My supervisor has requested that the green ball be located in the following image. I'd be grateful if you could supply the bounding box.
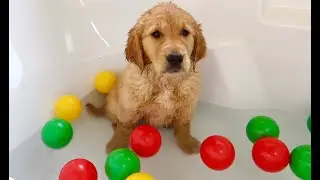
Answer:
[307,115,311,133]
[290,144,311,180]
[246,115,280,143]
[105,148,141,180]
[41,118,73,149]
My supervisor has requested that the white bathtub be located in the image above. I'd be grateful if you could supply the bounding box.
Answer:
[9,0,310,179]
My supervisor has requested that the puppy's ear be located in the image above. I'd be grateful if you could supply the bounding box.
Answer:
[192,24,207,62]
[125,26,145,70]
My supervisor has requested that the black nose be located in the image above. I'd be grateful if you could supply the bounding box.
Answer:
[167,53,183,65]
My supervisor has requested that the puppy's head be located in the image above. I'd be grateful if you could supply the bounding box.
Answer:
[125,2,206,74]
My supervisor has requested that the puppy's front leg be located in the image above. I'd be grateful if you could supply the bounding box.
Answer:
[106,122,135,154]
[174,120,200,154]
[106,111,140,154]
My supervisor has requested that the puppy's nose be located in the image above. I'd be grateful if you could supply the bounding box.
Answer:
[167,52,183,65]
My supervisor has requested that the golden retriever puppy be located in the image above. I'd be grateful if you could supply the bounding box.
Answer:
[86,2,207,154]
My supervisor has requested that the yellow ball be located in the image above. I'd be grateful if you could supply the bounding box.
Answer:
[126,172,155,180]
[54,95,82,122]
[94,71,117,94]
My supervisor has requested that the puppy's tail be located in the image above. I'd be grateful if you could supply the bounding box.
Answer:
[85,103,105,116]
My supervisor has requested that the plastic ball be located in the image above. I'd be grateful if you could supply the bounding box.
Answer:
[126,172,155,180]
[289,144,311,180]
[41,118,73,149]
[252,137,290,173]
[307,115,311,132]
[105,148,141,180]
[200,135,235,171]
[94,71,117,94]
[59,158,98,180]
[130,125,162,157]
[54,95,82,122]
[246,115,280,143]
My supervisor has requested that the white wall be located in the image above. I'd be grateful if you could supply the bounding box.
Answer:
[9,0,310,152]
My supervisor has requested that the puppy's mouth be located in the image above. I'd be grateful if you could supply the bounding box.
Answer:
[165,52,185,73]
[166,66,183,73]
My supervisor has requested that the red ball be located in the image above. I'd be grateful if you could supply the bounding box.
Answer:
[200,135,235,171]
[59,158,98,180]
[130,125,162,157]
[252,137,290,173]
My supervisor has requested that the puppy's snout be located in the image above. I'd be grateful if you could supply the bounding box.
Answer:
[167,52,183,65]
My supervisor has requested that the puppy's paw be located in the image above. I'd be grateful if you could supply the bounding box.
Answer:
[162,124,173,129]
[177,136,200,154]
[112,123,117,131]
[106,138,129,154]
[85,103,105,116]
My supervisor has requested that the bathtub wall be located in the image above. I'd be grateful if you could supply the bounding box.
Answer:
[9,0,310,151]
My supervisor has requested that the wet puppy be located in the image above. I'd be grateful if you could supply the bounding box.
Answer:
[86,2,207,154]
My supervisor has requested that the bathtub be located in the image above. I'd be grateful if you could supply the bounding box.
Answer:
[9,0,310,179]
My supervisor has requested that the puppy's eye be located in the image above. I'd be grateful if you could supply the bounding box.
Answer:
[151,30,161,38]
[180,29,189,37]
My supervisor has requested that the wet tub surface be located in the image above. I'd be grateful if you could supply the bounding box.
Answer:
[9,102,310,180]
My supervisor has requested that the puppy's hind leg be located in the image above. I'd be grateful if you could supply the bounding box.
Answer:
[85,103,118,131]
[86,103,105,116]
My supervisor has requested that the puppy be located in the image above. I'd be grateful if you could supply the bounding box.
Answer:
[86,2,207,154]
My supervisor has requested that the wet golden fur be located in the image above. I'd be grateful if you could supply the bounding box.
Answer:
[86,2,207,154]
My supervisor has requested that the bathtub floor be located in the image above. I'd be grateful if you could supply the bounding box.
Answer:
[9,102,310,180]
